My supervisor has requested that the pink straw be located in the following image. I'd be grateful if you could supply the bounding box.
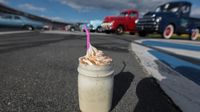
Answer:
[83,25,90,50]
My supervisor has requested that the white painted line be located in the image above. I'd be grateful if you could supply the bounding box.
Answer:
[131,42,200,112]
[0,31,31,35]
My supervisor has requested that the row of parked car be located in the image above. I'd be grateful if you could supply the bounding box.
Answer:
[0,1,199,40]
[84,1,200,40]
[65,21,103,33]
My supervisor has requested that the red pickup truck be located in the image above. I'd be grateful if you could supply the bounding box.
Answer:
[101,9,139,34]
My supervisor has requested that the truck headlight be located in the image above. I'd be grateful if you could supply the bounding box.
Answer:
[108,21,114,26]
[151,14,156,17]
[156,17,162,22]
[135,19,139,24]
[101,21,114,27]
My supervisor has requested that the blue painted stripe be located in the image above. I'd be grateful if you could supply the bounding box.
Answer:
[149,49,200,85]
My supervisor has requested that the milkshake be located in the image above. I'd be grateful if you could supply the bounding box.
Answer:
[78,45,114,112]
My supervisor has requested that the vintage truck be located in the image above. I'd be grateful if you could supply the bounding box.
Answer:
[136,1,200,40]
[101,9,139,34]
[80,20,103,32]
[88,20,103,32]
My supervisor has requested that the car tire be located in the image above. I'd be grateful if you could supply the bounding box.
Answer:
[189,29,199,40]
[116,26,124,35]
[105,30,111,34]
[138,31,146,37]
[162,24,174,39]
[96,26,102,33]
[24,25,33,31]
[70,27,75,32]
[129,32,135,35]
[90,30,95,32]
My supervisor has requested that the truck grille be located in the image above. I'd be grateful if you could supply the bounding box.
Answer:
[138,17,156,25]
[136,17,159,31]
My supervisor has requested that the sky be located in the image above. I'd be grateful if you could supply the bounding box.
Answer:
[0,0,200,23]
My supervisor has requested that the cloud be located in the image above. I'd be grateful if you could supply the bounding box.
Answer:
[19,3,46,12]
[58,0,200,17]
[0,0,7,4]
[59,0,136,11]
[191,7,200,17]
[58,0,173,13]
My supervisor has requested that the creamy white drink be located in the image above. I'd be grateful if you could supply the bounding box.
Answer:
[78,45,114,112]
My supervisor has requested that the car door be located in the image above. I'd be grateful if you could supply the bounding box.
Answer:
[127,12,138,31]
[177,5,190,33]
[12,16,23,28]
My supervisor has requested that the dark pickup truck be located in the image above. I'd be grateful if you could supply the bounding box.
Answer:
[136,1,200,40]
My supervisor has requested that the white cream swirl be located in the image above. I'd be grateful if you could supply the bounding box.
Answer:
[79,45,112,65]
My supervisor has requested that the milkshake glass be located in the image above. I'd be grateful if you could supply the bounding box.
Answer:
[78,45,114,112]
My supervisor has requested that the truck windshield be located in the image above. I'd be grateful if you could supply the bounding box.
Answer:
[119,12,129,16]
[155,3,179,13]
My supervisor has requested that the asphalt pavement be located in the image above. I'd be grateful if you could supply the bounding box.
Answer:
[0,31,181,112]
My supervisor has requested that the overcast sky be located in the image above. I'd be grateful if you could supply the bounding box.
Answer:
[0,0,200,22]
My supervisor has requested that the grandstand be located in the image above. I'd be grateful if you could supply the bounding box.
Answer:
[0,3,70,30]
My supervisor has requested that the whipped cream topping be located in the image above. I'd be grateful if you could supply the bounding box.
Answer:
[79,45,112,66]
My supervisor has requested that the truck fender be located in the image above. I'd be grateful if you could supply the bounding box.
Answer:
[161,22,176,33]
[188,23,197,33]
